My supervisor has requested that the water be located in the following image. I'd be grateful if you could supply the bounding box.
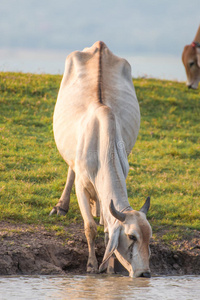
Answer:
[0,275,199,300]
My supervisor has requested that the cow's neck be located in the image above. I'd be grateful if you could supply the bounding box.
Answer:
[96,163,128,210]
[194,25,200,42]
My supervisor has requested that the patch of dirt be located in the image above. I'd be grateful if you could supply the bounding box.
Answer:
[0,221,199,276]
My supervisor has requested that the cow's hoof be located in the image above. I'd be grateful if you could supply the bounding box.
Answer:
[87,263,99,274]
[49,206,68,216]
[107,266,115,274]
[49,207,57,216]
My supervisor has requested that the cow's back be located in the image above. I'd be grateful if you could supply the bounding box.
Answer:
[100,42,140,154]
[53,41,140,168]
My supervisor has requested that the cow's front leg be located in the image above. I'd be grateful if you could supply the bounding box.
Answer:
[104,232,115,274]
[75,178,98,273]
[50,167,75,216]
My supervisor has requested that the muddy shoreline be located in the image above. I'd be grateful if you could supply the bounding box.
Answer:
[0,222,199,276]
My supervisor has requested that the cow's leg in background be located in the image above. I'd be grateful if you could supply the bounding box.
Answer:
[104,233,128,275]
[50,167,75,216]
[75,177,98,273]
[103,232,115,274]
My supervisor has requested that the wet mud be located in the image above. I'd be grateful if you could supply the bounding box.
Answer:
[0,222,199,276]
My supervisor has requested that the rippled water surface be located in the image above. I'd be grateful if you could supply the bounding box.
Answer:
[0,275,199,300]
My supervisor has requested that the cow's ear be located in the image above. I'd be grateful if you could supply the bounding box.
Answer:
[196,47,200,67]
[99,225,121,273]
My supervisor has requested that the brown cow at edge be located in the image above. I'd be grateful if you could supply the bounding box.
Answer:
[182,25,200,89]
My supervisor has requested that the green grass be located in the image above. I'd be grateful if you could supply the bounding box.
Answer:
[0,72,199,241]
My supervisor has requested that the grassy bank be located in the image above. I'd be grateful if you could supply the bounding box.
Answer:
[0,72,199,242]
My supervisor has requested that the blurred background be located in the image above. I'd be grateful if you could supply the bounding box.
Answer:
[0,0,199,80]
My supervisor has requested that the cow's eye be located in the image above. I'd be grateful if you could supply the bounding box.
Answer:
[189,62,195,67]
[128,235,137,241]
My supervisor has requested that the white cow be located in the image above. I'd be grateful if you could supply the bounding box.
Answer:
[50,41,152,278]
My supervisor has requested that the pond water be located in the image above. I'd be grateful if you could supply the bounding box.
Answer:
[0,275,199,300]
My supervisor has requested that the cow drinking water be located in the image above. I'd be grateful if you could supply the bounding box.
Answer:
[50,41,152,278]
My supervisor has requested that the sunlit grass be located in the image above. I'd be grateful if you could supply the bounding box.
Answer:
[0,72,199,241]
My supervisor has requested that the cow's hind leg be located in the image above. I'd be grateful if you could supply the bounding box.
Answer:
[75,178,98,273]
[50,167,75,216]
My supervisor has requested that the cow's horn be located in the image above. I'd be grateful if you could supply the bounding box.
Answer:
[109,200,126,222]
[140,197,150,215]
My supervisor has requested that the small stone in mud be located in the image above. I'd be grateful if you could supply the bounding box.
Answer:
[67,240,75,246]
[173,255,179,261]
[173,263,180,270]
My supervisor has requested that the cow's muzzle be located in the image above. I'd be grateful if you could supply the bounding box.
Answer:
[139,271,151,278]
[188,84,197,90]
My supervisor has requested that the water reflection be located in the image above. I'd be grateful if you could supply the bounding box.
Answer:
[0,275,199,300]
[53,275,151,300]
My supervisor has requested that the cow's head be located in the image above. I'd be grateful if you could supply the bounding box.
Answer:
[182,42,200,89]
[99,197,152,278]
